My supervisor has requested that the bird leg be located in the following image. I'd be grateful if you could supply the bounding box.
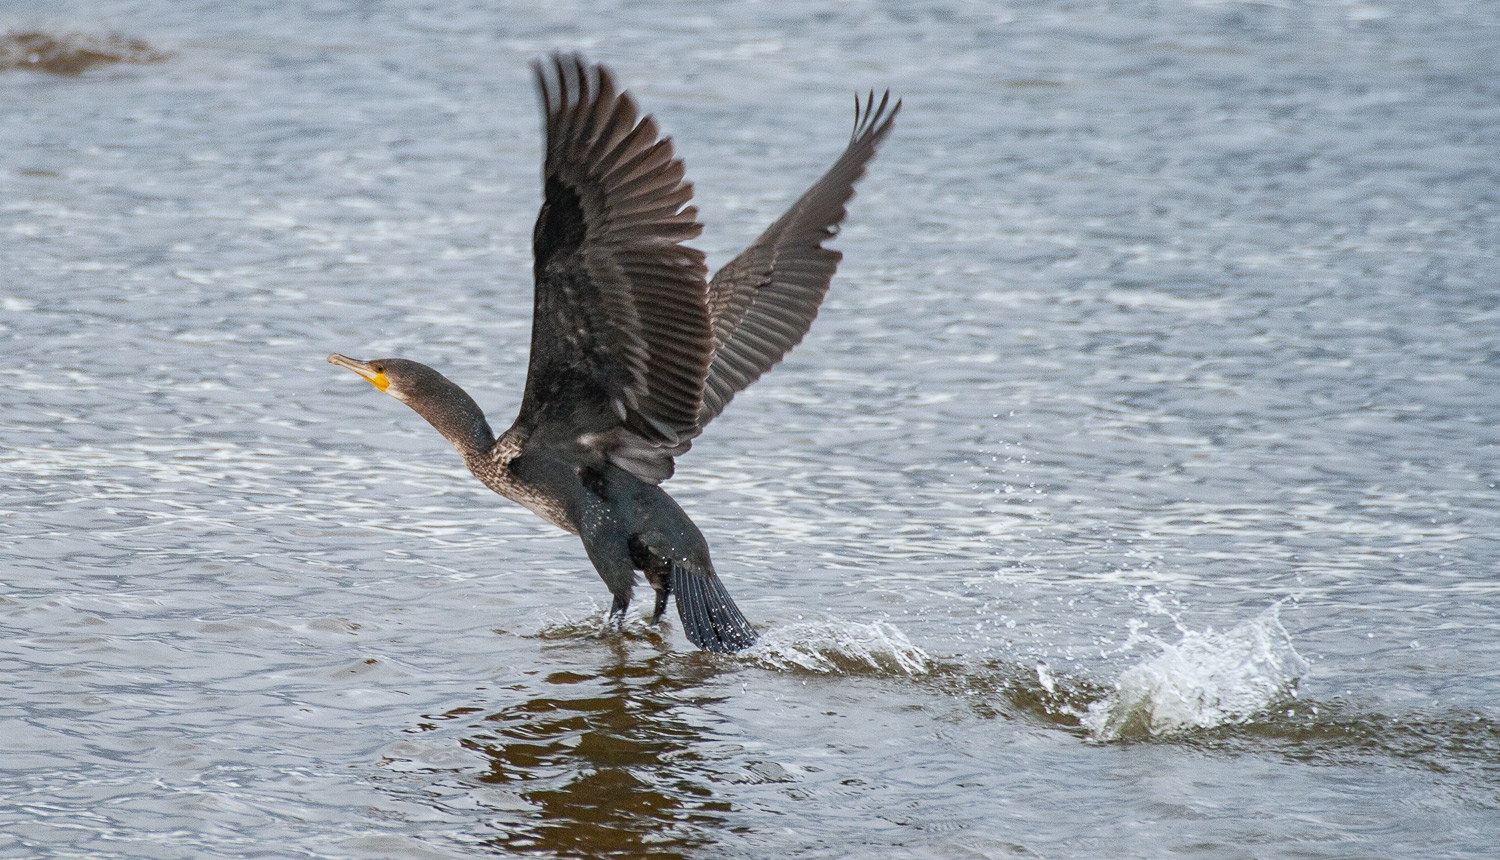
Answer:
[650,586,670,626]
[607,592,631,629]
[650,576,672,626]
[642,559,672,626]
[579,514,639,632]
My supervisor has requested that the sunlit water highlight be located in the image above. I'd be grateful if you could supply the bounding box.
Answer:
[4,0,1500,857]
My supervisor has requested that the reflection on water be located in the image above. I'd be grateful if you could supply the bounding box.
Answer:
[456,650,730,857]
[0,31,168,75]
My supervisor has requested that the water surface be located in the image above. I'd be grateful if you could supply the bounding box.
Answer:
[3,1,1499,857]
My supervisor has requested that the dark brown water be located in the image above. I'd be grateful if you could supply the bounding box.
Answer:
[0,31,167,75]
[4,1,1500,857]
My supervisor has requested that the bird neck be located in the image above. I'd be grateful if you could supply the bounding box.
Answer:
[403,380,496,460]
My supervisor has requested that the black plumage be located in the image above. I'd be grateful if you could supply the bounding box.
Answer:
[329,54,898,652]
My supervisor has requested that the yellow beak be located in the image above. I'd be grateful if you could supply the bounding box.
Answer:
[327,353,390,391]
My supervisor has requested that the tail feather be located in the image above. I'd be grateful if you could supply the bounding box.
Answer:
[672,564,757,652]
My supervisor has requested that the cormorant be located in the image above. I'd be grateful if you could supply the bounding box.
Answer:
[329,53,898,652]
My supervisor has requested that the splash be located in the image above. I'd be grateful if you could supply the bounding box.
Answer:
[528,612,930,675]
[1083,604,1308,741]
[531,608,668,645]
[745,619,930,676]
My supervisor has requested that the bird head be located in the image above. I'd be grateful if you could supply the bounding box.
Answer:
[327,353,496,454]
[327,354,415,401]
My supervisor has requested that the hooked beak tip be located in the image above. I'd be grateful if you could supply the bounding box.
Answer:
[327,353,388,391]
[327,352,371,377]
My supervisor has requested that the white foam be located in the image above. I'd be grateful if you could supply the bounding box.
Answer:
[1083,604,1308,740]
[746,619,930,676]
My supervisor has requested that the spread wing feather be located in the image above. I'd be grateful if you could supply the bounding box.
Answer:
[696,91,900,429]
[517,54,713,482]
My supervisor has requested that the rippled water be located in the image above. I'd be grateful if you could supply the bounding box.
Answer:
[4,1,1499,857]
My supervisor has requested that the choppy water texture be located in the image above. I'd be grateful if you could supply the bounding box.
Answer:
[3,1,1499,857]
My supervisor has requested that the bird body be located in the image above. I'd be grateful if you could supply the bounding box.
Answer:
[330,54,897,652]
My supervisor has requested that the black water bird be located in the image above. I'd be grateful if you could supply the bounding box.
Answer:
[329,54,898,652]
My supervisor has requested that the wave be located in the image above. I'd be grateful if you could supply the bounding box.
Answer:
[744,619,931,676]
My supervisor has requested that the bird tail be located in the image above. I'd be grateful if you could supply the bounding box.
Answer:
[672,565,757,652]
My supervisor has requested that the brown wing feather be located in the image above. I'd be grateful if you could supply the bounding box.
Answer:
[516,54,713,482]
[697,91,900,429]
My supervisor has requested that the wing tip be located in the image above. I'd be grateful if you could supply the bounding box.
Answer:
[852,88,901,144]
[532,51,615,121]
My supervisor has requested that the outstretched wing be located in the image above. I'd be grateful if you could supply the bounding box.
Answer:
[696,91,900,430]
[515,54,713,483]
